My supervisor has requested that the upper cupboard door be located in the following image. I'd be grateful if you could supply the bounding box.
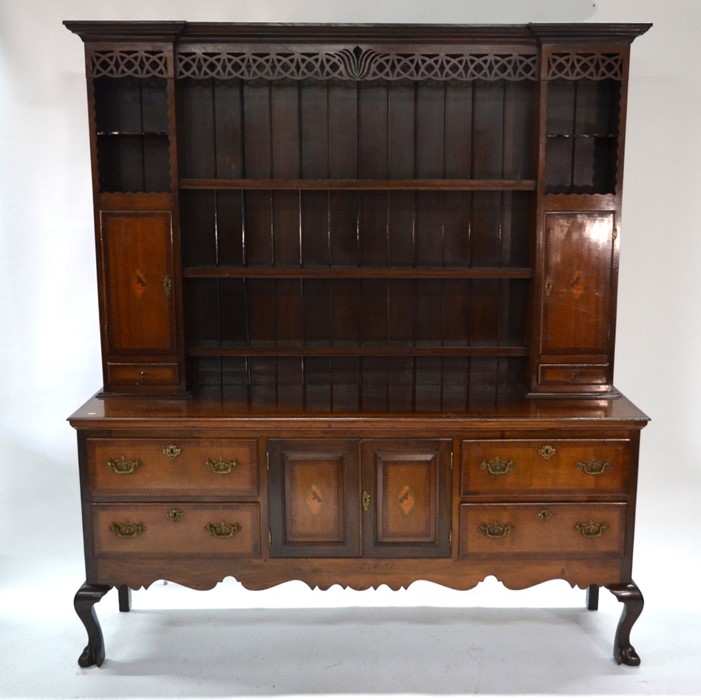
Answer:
[100,211,176,354]
[542,211,616,356]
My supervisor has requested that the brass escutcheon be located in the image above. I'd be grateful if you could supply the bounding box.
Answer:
[538,445,557,460]
[205,457,239,475]
[537,510,552,523]
[163,275,173,296]
[545,276,553,296]
[107,456,141,475]
[479,521,512,539]
[575,520,609,538]
[167,508,184,522]
[109,521,145,538]
[577,458,611,476]
[205,521,241,538]
[163,444,182,459]
[362,491,371,512]
[480,457,515,476]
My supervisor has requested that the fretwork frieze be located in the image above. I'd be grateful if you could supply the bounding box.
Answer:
[547,52,624,80]
[175,47,539,82]
[90,50,169,79]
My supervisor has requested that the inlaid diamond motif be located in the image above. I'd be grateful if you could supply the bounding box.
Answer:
[131,269,146,299]
[397,485,416,516]
[306,483,323,515]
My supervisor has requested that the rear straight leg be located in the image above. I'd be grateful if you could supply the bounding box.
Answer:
[586,584,599,611]
[118,585,132,612]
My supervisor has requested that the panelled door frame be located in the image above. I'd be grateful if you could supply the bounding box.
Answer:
[361,440,453,558]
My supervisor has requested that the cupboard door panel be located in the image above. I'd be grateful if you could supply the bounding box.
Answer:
[269,440,360,557]
[362,440,452,558]
[542,211,615,355]
[101,211,176,354]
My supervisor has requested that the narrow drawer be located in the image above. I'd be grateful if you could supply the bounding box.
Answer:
[462,439,632,497]
[87,439,258,498]
[107,363,179,386]
[459,503,626,558]
[538,364,609,386]
[92,503,260,558]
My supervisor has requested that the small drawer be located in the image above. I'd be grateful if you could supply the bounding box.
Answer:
[107,363,179,386]
[87,439,258,498]
[538,364,609,386]
[459,503,626,558]
[92,503,260,558]
[462,439,632,497]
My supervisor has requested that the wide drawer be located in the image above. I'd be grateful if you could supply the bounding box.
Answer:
[92,503,260,558]
[459,503,626,558]
[87,439,258,498]
[462,439,633,497]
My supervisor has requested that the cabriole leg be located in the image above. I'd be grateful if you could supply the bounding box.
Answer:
[74,582,112,668]
[606,582,644,666]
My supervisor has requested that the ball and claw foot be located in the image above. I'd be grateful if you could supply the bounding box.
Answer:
[74,582,112,668]
[78,639,106,668]
[607,581,644,666]
[614,642,641,667]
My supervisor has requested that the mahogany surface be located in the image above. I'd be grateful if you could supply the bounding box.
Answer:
[65,20,650,670]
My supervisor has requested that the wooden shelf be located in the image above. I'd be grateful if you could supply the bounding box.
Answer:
[187,345,529,358]
[547,133,617,139]
[97,131,169,137]
[183,266,533,280]
[180,178,537,192]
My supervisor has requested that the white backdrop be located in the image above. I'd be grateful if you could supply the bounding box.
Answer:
[1,0,699,637]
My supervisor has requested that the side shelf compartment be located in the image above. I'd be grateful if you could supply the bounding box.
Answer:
[98,210,184,393]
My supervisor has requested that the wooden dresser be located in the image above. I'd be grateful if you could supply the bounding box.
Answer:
[65,21,650,669]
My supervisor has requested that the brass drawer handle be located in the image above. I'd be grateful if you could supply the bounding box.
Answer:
[575,520,609,538]
[107,456,142,475]
[167,508,184,522]
[479,521,512,539]
[538,445,557,460]
[205,521,241,538]
[163,444,181,459]
[205,457,239,475]
[109,521,145,538]
[480,457,515,476]
[577,458,611,476]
